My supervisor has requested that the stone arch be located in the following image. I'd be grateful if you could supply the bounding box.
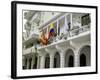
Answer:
[79,45,91,66]
[65,49,74,67]
[45,54,50,68]
[53,52,60,68]
[63,47,75,56]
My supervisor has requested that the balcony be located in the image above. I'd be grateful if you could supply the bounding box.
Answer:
[70,24,90,37]
[23,46,36,55]
[37,24,90,50]
[23,33,39,45]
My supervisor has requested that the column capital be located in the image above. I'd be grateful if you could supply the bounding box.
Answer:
[37,49,47,56]
[69,40,76,50]
[45,48,57,54]
[56,45,67,52]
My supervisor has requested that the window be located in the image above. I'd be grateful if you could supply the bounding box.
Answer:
[54,52,60,68]
[52,12,54,15]
[65,49,74,67]
[58,17,65,35]
[68,55,74,67]
[45,54,50,68]
[80,54,86,67]
[33,54,38,69]
[29,58,32,69]
[81,14,91,26]
[25,43,33,49]
[79,46,91,66]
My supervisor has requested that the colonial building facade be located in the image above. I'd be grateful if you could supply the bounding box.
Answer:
[22,11,91,69]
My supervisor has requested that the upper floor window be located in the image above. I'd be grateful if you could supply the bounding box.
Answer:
[52,12,54,15]
[58,17,65,35]
[81,14,91,26]
[25,43,33,49]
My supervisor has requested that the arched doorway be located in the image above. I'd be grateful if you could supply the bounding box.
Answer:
[68,55,74,67]
[65,49,74,67]
[79,46,91,66]
[54,52,60,68]
[45,54,50,68]
[80,54,86,66]
[33,54,38,69]
[29,58,32,69]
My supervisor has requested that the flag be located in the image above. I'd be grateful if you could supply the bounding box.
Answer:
[48,23,55,38]
[40,31,48,45]
[50,23,54,33]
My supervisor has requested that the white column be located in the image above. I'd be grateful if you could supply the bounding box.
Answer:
[26,58,29,69]
[50,53,54,68]
[74,49,79,67]
[45,48,57,68]
[57,20,59,35]
[38,50,46,69]
[64,15,67,33]
[22,56,25,68]
[31,55,34,69]
[37,55,41,69]
[69,13,73,37]
[60,51,65,68]
[70,13,73,29]
[65,15,66,26]
[38,56,41,69]
[56,20,59,41]
[56,45,67,68]
[40,55,45,69]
